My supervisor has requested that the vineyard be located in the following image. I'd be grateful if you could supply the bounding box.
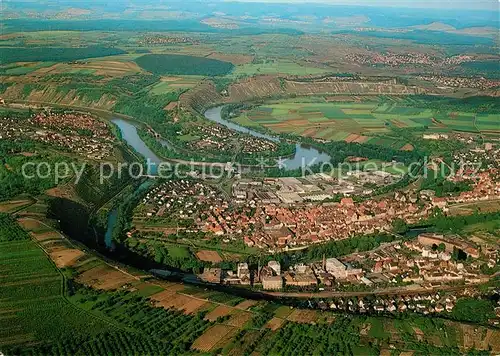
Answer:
[0,221,214,354]
[0,239,108,347]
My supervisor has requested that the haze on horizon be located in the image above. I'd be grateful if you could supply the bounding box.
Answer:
[225,0,499,11]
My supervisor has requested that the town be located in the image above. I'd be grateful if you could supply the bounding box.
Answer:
[198,227,498,293]
[186,124,279,156]
[232,170,403,205]
[138,35,200,46]
[197,238,499,319]
[346,52,434,67]
[128,155,499,251]
[0,111,115,160]
[418,75,500,90]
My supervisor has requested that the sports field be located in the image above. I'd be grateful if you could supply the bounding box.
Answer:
[233,101,500,149]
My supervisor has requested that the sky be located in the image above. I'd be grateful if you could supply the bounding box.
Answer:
[227,0,500,11]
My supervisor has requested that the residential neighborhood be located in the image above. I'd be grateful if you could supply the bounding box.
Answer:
[130,162,500,252]
[0,111,115,160]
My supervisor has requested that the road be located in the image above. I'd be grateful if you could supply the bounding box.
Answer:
[264,283,486,299]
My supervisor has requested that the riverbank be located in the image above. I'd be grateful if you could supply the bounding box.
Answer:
[204,106,332,170]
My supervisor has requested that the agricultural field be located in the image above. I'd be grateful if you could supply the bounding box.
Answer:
[0,214,32,241]
[449,199,500,216]
[24,60,144,77]
[231,60,330,77]
[149,76,203,95]
[0,238,110,348]
[231,100,500,148]
[0,61,56,75]
[192,324,236,352]
[196,249,223,263]
[475,113,500,132]
[0,199,33,213]
[0,30,127,47]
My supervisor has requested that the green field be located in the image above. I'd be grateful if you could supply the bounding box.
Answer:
[167,244,191,259]
[1,61,56,75]
[149,76,202,95]
[475,113,500,131]
[232,60,330,77]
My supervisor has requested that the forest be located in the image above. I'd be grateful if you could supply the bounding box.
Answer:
[316,139,423,166]
[249,233,398,270]
[0,214,31,241]
[135,54,235,76]
[427,210,500,234]
[450,298,496,324]
[0,46,126,64]
[401,95,500,114]
[420,174,472,197]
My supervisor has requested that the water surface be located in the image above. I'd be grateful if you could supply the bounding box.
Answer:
[204,106,331,170]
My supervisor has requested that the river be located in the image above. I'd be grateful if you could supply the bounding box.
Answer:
[104,208,118,250]
[112,107,332,173]
[204,106,331,170]
[112,118,163,175]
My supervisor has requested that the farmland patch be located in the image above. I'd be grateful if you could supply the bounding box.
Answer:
[192,324,236,352]
[196,249,223,263]
[286,309,318,323]
[205,305,233,321]
[0,200,32,213]
[49,248,85,268]
[266,317,285,330]
[76,264,135,290]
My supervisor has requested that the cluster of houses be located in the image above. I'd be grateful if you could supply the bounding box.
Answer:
[418,75,500,90]
[134,163,499,253]
[441,170,500,206]
[135,179,256,238]
[138,179,221,220]
[452,142,499,174]
[139,181,435,250]
[200,229,498,293]
[342,232,498,290]
[188,124,277,154]
[200,258,363,291]
[138,35,199,45]
[200,260,321,290]
[242,190,434,251]
[346,52,434,67]
[324,294,459,315]
[202,256,499,318]
[442,55,475,65]
[0,111,114,160]
[196,228,498,310]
